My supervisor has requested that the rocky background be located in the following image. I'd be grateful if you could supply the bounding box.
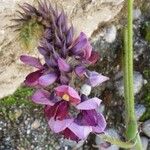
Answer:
[0,0,150,150]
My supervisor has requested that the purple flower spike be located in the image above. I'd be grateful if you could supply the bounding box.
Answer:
[20,55,43,69]
[86,71,109,87]
[18,1,108,142]
[32,89,54,105]
[57,57,71,72]
[76,97,101,110]
[38,73,57,86]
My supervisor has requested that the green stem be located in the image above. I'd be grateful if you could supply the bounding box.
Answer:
[97,134,136,149]
[123,0,142,149]
[123,28,129,125]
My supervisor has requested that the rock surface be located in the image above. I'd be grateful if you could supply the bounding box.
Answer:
[104,25,117,43]
[0,0,124,98]
[141,136,149,150]
[135,104,146,120]
[115,71,144,97]
[142,120,150,138]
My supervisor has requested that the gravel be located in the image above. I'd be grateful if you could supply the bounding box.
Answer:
[135,104,146,120]
[0,106,60,150]
[104,25,117,43]
[142,120,150,138]
[133,8,142,20]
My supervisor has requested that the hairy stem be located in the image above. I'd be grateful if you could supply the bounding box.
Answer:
[123,0,142,149]
[97,134,136,149]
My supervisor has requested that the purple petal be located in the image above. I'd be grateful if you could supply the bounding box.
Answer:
[47,101,69,120]
[45,55,57,67]
[76,97,101,110]
[76,110,106,133]
[38,46,48,56]
[92,113,106,133]
[87,51,100,64]
[44,29,51,39]
[55,85,81,105]
[68,122,92,139]
[71,32,88,55]
[82,40,92,59]
[74,65,86,77]
[20,55,43,69]
[66,26,74,46]
[67,86,81,104]
[57,58,71,72]
[57,11,67,32]
[86,71,109,87]
[32,89,54,105]
[60,74,69,85]
[62,128,79,141]
[25,70,43,86]
[48,118,73,133]
[38,73,57,86]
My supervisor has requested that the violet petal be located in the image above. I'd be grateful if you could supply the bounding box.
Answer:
[62,128,79,141]
[60,74,69,85]
[38,73,57,86]
[92,113,106,133]
[74,65,86,77]
[38,46,48,56]
[71,32,88,55]
[66,26,74,46]
[32,89,54,105]
[20,55,43,69]
[57,58,71,72]
[68,122,92,139]
[55,85,81,105]
[76,97,101,110]
[86,71,109,87]
[87,51,100,64]
[48,118,74,133]
[48,101,69,120]
[25,70,43,86]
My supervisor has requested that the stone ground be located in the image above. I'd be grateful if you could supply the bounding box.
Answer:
[1,1,150,150]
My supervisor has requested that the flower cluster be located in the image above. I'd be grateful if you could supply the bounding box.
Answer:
[19,1,109,141]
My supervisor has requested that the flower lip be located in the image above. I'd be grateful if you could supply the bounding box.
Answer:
[55,85,81,105]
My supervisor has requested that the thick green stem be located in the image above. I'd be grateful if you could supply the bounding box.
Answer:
[123,28,129,125]
[123,0,142,149]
